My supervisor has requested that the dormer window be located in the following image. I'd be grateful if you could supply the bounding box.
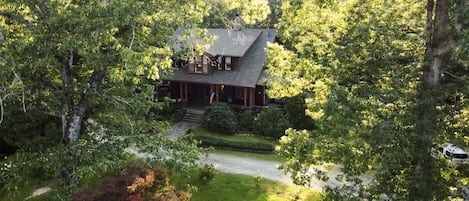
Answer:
[217,57,222,70]
[225,56,232,71]
[187,55,209,74]
[195,56,203,73]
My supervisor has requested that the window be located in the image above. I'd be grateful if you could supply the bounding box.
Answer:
[225,57,231,70]
[186,55,209,74]
[195,56,202,73]
[445,151,451,157]
[210,57,218,69]
[217,57,222,70]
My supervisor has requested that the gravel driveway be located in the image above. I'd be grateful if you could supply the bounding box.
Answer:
[166,121,339,191]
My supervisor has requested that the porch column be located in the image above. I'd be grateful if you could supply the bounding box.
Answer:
[215,85,220,102]
[250,88,255,108]
[179,82,184,101]
[243,87,248,108]
[262,86,266,106]
[209,85,215,104]
[184,83,188,101]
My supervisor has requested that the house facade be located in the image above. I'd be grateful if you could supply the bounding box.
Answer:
[161,28,276,109]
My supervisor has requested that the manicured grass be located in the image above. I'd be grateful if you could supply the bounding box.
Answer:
[210,149,283,162]
[190,127,278,145]
[171,170,322,201]
[1,166,321,201]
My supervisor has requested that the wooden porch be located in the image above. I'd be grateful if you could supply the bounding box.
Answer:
[164,81,266,109]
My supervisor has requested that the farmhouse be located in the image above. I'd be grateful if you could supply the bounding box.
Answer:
[161,28,277,109]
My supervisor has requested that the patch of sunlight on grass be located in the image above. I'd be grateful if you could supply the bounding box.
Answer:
[171,169,322,201]
[266,185,323,201]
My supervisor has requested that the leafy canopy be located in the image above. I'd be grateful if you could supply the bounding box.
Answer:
[268,0,469,200]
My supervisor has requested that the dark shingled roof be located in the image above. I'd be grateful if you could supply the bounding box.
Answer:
[168,29,276,88]
[174,29,262,57]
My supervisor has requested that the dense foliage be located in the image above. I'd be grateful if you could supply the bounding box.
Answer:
[0,0,209,198]
[238,109,258,133]
[202,0,271,28]
[252,107,292,139]
[204,103,239,134]
[72,161,191,201]
[268,0,469,200]
[285,94,315,131]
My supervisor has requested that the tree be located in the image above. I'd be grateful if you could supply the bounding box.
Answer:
[202,0,271,28]
[269,0,469,200]
[285,94,315,130]
[0,0,208,198]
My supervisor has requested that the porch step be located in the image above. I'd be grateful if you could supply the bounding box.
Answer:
[182,109,205,123]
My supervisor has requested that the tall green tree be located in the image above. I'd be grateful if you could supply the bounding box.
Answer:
[202,0,271,28]
[268,0,469,200]
[0,0,208,198]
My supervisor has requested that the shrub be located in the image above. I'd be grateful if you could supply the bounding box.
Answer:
[253,107,292,139]
[199,164,217,183]
[146,98,185,122]
[189,135,275,153]
[205,103,239,134]
[72,187,96,201]
[285,94,315,130]
[239,109,258,133]
[72,161,190,201]
[96,177,128,201]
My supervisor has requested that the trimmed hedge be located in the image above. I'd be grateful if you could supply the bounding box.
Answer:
[189,135,275,153]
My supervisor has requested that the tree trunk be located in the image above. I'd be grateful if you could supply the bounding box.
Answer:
[60,62,106,188]
[61,68,106,144]
[412,0,455,198]
[61,51,74,143]
[60,48,107,144]
[424,0,453,86]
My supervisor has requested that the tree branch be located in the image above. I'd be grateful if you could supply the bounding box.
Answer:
[0,10,33,29]
[424,0,435,52]
[129,24,135,50]
[0,72,25,124]
[442,70,460,79]
[433,39,457,56]
[0,10,14,18]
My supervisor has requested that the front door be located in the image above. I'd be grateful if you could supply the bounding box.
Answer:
[188,84,209,107]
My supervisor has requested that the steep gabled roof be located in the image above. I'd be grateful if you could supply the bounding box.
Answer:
[174,28,262,57]
[205,29,262,57]
[168,29,277,88]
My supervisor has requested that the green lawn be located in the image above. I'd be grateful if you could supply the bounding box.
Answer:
[210,149,282,162]
[171,170,322,201]
[2,169,322,201]
[190,127,278,145]
[0,178,51,201]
